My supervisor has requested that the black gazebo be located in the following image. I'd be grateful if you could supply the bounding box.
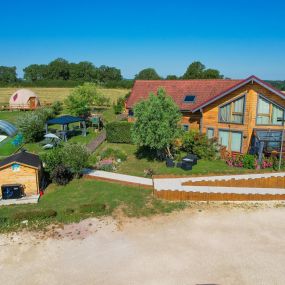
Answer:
[45,115,87,141]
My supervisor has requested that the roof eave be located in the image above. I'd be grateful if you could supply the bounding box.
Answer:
[192,75,285,112]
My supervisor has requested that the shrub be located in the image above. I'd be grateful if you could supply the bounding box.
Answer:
[51,101,63,115]
[242,154,256,169]
[42,143,89,179]
[17,107,56,142]
[62,143,90,177]
[12,209,57,221]
[181,131,220,160]
[106,121,133,143]
[51,165,73,185]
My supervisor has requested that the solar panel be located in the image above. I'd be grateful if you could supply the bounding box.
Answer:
[184,95,196,103]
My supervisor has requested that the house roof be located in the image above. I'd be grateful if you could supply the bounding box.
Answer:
[0,151,41,169]
[126,76,285,112]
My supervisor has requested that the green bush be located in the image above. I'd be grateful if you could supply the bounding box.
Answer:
[181,130,220,160]
[51,101,63,115]
[242,154,256,169]
[11,209,57,221]
[106,121,133,143]
[50,165,73,185]
[17,107,56,142]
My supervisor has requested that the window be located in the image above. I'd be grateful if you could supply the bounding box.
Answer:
[219,130,242,152]
[128,109,134,117]
[207,128,214,139]
[182,124,189,131]
[219,96,245,124]
[256,96,284,125]
[184,95,196,103]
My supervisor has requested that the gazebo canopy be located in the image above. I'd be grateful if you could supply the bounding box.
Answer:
[46,115,84,126]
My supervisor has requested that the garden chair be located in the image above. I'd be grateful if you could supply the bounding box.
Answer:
[166,157,175,168]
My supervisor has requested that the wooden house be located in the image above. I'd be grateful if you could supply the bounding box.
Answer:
[126,76,285,154]
[0,151,43,196]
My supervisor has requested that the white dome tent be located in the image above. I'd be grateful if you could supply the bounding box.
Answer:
[9,89,41,110]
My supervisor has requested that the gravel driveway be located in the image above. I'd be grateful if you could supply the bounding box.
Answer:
[1,203,285,285]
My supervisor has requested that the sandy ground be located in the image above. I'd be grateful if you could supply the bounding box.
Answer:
[1,202,285,285]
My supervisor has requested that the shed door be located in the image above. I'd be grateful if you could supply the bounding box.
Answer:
[29,97,36,109]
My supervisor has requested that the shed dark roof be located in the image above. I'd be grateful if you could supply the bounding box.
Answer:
[0,151,41,169]
[46,115,84,125]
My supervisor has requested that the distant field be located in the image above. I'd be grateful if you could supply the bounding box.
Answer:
[0,87,129,106]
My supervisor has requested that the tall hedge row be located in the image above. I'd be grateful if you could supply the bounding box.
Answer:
[106,121,133,143]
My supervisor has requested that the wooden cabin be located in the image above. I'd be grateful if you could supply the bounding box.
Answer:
[0,151,43,196]
[126,76,285,155]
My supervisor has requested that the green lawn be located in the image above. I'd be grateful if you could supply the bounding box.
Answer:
[93,142,274,177]
[0,110,21,124]
[0,137,22,157]
[0,179,186,233]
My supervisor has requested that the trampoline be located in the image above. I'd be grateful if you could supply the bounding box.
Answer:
[0,120,18,137]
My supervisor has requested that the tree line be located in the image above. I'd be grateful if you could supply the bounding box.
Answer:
[0,59,284,90]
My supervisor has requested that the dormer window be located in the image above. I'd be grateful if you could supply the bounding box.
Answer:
[184,95,196,103]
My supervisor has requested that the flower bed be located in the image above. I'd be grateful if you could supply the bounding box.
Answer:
[225,153,273,170]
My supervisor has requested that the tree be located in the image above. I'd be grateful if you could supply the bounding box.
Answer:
[182,61,206,79]
[65,83,109,117]
[203,68,223,79]
[46,58,70,80]
[69,61,97,82]
[0,66,17,83]
[182,61,223,79]
[96,65,122,83]
[132,88,181,157]
[166,75,178,80]
[135,68,161,80]
[23,64,48,81]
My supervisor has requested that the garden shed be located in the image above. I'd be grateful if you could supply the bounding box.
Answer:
[0,150,43,196]
[9,89,41,110]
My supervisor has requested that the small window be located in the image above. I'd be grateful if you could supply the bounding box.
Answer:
[182,124,189,131]
[128,109,134,117]
[219,130,242,152]
[184,95,196,103]
[207,128,214,139]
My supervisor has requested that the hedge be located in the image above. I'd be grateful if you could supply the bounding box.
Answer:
[106,121,133,143]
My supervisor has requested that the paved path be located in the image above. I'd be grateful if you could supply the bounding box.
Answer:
[84,169,153,186]
[153,172,285,195]
[84,169,285,195]
[86,130,106,153]
[0,195,39,207]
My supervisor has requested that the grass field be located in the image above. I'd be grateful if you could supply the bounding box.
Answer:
[93,142,275,177]
[0,179,186,233]
[0,87,129,106]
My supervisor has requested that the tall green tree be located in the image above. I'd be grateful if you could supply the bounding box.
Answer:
[47,58,70,80]
[0,66,17,83]
[23,64,48,81]
[182,61,223,79]
[65,83,109,117]
[69,61,97,82]
[135,68,161,80]
[96,65,122,83]
[132,88,181,157]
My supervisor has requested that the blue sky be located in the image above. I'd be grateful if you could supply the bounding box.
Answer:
[0,0,285,79]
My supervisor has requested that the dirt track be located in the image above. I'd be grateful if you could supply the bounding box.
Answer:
[1,203,285,285]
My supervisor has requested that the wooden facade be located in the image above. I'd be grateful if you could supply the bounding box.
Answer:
[0,163,42,196]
